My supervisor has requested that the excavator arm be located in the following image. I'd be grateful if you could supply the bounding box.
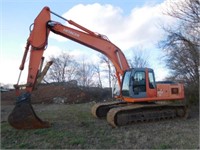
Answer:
[8,6,129,129]
[16,7,129,94]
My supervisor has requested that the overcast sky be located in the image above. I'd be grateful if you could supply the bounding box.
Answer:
[1,0,177,86]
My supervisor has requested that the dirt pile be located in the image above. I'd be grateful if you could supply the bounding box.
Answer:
[1,84,111,105]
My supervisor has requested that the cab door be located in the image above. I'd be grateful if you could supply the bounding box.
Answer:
[131,71,147,98]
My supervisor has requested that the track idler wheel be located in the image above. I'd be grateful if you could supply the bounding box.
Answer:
[8,92,50,129]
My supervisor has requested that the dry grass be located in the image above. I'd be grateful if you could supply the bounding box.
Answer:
[1,102,199,149]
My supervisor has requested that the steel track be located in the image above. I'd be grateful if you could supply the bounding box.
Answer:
[91,101,188,127]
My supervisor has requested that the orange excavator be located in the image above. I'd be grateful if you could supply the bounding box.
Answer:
[8,7,188,129]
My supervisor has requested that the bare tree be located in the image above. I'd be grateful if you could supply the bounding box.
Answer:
[99,54,116,88]
[160,0,200,103]
[93,64,103,88]
[45,52,78,83]
[128,50,149,68]
[76,59,96,87]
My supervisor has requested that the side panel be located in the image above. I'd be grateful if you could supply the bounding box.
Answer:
[156,83,185,100]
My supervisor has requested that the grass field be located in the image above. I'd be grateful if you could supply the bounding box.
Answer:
[1,102,199,149]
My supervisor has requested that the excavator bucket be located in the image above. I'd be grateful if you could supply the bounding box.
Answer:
[8,93,50,129]
[8,61,53,129]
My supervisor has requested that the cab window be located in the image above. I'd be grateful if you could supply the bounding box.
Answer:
[121,71,131,96]
[148,72,156,89]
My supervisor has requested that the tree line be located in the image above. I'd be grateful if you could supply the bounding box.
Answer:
[44,51,148,89]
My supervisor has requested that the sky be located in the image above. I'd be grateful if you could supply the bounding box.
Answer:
[0,0,177,87]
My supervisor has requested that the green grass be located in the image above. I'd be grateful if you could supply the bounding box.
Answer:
[1,102,199,149]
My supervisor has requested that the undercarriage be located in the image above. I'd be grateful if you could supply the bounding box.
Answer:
[91,101,188,127]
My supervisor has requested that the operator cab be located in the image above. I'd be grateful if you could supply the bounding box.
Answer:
[121,68,157,98]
